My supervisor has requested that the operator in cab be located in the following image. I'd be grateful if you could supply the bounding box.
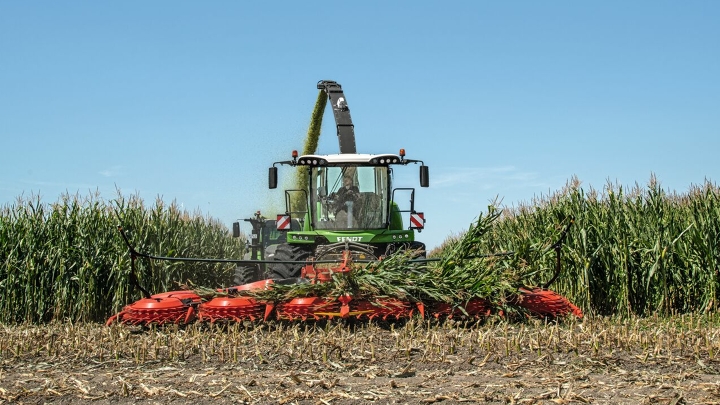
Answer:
[331,175,359,228]
[334,176,359,215]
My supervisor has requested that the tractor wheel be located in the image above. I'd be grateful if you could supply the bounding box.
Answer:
[267,244,311,280]
[233,265,259,286]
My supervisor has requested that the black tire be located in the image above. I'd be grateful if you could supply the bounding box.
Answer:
[385,241,427,259]
[233,265,259,286]
[384,241,428,272]
[267,243,311,280]
[409,241,427,259]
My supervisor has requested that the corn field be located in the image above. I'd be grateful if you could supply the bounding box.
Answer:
[0,192,244,324]
[2,176,719,324]
[435,176,720,317]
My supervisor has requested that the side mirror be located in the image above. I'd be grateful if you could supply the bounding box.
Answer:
[420,165,429,187]
[232,222,240,238]
[269,167,278,189]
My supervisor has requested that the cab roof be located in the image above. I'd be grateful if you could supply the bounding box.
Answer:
[296,153,403,166]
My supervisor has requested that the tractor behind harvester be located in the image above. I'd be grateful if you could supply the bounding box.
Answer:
[107,80,582,327]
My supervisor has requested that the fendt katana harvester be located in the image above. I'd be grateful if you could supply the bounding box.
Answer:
[107,80,582,326]
[234,80,430,284]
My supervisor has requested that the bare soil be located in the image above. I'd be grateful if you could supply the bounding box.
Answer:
[1,318,719,404]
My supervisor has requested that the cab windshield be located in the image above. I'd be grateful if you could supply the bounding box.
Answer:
[311,166,389,230]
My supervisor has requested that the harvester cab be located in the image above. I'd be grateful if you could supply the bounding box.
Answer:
[263,80,430,280]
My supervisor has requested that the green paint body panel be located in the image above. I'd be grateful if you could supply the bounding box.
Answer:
[286,202,413,245]
[287,229,415,244]
[389,202,403,230]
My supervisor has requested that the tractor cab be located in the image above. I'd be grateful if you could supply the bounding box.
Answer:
[231,212,300,260]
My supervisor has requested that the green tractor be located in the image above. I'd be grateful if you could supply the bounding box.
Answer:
[231,211,300,285]
[261,80,430,280]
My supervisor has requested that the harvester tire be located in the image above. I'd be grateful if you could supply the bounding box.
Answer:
[387,241,427,259]
[267,244,311,280]
[409,241,427,259]
[233,265,259,286]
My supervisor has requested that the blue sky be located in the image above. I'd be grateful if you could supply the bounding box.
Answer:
[1,2,718,249]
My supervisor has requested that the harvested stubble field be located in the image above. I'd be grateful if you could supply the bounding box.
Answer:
[2,316,720,405]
